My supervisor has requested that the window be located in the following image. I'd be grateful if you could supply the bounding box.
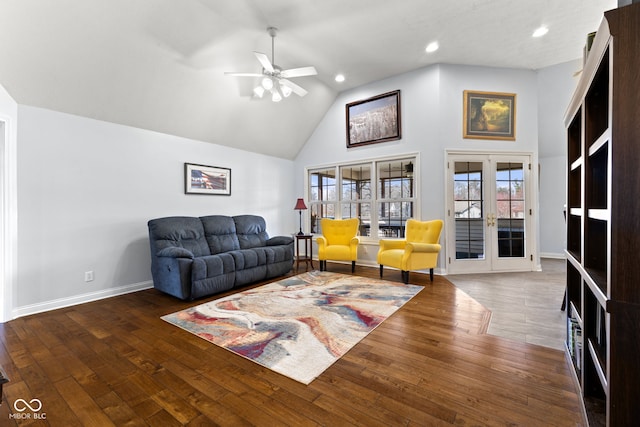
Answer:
[307,155,417,239]
[377,160,414,237]
[341,164,371,237]
[309,168,336,233]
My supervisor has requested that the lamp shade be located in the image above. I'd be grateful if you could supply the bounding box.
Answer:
[294,198,307,210]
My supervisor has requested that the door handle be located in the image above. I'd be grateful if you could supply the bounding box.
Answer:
[486,213,496,227]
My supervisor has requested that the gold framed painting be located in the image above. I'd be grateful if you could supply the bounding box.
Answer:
[463,90,516,140]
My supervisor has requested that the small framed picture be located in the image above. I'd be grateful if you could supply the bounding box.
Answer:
[463,90,516,140]
[346,90,401,148]
[184,163,231,195]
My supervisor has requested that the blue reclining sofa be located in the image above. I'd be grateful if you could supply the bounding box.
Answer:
[147,215,294,300]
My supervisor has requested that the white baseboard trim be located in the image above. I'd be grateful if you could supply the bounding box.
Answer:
[540,252,566,259]
[11,280,154,320]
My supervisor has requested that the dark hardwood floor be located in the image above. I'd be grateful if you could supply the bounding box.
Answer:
[0,263,584,426]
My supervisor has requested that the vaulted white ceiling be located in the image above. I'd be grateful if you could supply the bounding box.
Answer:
[0,0,616,159]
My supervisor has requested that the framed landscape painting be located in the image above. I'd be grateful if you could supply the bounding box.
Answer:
[463,90,516,140]
[185,163,231,195]
[346,90,401,148]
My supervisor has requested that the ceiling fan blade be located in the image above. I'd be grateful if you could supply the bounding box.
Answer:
[224,72,263,77]
[253,52,274,73]
[280,66,318,78]
[280,79,308,97]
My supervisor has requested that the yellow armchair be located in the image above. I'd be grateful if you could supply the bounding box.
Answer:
[316,218,360,272]
[377,219,443,283]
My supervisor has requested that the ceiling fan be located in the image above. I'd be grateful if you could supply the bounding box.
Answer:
[225,27,317,102]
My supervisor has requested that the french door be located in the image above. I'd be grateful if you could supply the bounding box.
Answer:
[446,152,535,274]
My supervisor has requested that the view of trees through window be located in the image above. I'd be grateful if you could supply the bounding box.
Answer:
[308,156,416,238]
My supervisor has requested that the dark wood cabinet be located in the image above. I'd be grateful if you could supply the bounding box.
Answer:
[564,3,640,426]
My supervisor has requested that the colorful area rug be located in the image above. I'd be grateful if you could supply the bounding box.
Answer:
[162,271,423,384]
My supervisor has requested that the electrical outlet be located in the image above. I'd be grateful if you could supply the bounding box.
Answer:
[84,271,94,282]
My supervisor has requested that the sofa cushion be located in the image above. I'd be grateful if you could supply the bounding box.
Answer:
[234,215,269,249]
[148,216,210,257]
[229,249,267,270]
[192,253,235,280]
[200,215,241,254]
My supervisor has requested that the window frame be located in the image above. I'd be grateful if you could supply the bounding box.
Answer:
[305,153,419,241]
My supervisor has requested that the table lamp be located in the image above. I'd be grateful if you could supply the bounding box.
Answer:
[294,198,307,235]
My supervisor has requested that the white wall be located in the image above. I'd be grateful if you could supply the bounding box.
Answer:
[15,106,295,317]
[0,84,18,322]
[295,63,540,271]
[537,59,581,257]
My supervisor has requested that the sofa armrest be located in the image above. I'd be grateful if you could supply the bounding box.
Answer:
[267,236,294,246]
[157,247,195,259]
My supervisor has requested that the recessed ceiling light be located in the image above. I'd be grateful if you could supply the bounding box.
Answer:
[532,26,549,37]
[335,74,345,83]
[425,41,439,53]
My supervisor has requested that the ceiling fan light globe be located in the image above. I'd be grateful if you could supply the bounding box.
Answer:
[253,86,265,98]
[272,91,282,102]
[262,77,274,90]
[281,84,293,98]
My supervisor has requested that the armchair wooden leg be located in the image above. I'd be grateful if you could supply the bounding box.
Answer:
[379,265,384,278]
[430,268,434,282]
[402,270,409,284]
[351,261,356,273]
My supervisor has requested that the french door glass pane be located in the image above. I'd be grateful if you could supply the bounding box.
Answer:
[454,162,485,259]
[496,162,525,258]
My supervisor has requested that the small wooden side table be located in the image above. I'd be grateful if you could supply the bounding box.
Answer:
[295,234,314,271]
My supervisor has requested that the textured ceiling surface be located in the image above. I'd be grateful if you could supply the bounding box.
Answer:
[0,0,616,159]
